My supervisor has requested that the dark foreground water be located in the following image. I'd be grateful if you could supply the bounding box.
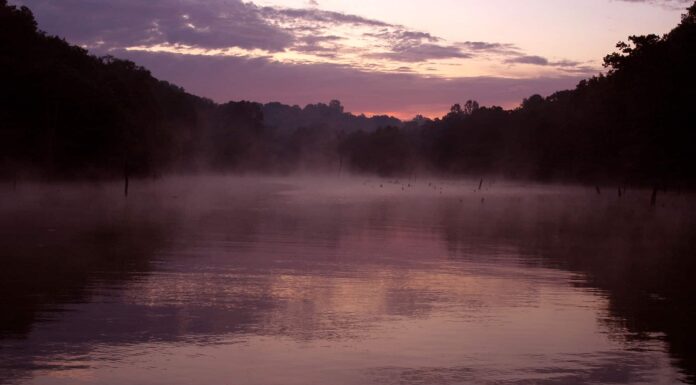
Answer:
[1,176,695,385]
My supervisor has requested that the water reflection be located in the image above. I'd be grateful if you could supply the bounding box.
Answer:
[0,176,694,384]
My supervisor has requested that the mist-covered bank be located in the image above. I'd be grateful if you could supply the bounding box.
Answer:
[2,1,696,187]
[1,175,696,383]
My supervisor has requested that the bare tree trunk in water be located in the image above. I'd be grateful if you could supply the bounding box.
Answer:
[124,166,129,197]
[650,187,658,207]
[478,178,483,191]
[595,186,601,195]
[338,155,343,177]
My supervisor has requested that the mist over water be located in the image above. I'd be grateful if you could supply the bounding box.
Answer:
[1,175,695,385]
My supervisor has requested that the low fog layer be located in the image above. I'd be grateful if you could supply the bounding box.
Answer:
[2,175,696,383]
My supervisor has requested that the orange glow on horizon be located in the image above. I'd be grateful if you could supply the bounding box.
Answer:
[356,99,520,121]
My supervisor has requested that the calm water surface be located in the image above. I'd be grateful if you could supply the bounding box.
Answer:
[1,176,695,384]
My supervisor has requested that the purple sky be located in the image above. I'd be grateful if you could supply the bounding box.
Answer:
[12,0,690,118]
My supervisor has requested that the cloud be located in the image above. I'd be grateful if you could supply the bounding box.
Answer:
[505,55,550,66]
[259,6,392,28]
[458,41,521,55]
[616,0,690,4]
[504,56,590,72]
[615,0,692,10]
[364,30,440,45]
[366,44,472,63]
[360,29,474,62]
[14,0,586,69]
[15,0,297,51]
[292,35,343,54]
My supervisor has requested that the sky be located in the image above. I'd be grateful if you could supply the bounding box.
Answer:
[12,0,691,119]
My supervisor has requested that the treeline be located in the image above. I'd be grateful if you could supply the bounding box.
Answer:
[2,0,695,186]
[263,101,400,134]
[339,3,696,186]
[0,1,265,179]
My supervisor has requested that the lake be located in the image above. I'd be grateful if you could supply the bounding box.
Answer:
[1,176,695,384]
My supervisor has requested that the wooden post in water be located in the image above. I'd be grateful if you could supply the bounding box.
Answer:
[595,186,601,195]
[478,178,484,191]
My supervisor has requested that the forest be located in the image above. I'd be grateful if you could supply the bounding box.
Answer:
[1,0,695,186]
